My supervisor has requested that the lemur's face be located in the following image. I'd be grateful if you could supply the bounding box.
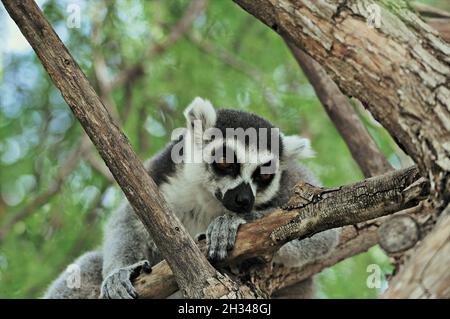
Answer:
[203,137,281,214]
[178,98,313,215]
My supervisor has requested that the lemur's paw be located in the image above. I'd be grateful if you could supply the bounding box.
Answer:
[100,260,151,299]
[206,214,246,262]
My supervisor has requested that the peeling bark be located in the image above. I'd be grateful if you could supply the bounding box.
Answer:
[4,0,449,299]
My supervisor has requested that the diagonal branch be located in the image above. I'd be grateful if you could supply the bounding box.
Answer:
[412,2,450,19]
[132,166,429,298]
[411,2,450,42]
[232,0,450,298]
[283,3,450,291]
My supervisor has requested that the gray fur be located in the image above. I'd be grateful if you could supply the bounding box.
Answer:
[44,98,339,299]
[206,214,246,261]
[43,251,103,299]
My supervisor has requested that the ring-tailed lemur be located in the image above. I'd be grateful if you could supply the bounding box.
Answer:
[44,97,339,299]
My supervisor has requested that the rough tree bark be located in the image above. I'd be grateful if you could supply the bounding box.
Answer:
[285,33,423,279]
[132,166,428,298]
[1,0,255,299]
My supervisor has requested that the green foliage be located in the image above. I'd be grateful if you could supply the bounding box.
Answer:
[1,0,441,298]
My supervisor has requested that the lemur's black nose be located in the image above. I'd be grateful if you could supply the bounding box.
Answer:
[222,182,255,214]
[236,192,251,206]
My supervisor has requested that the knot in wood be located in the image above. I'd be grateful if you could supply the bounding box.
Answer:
[378,216,420,254]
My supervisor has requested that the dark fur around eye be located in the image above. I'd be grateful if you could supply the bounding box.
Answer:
[211,146,239,177]
[252,162,275,189]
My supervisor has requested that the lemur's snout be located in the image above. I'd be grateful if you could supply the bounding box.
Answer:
[222,183,254,214]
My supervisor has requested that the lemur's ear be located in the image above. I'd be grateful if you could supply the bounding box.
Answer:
[282,135,315,161]
[184,97,217,131]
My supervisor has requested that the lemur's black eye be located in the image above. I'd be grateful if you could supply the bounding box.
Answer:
[211,146,239,177]
[252,169,274,184]
[259,173,273,182]
[216,157,232,170]
[252,161,275,189]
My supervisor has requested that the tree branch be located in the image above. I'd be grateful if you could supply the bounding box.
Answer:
[412,2,450,19]
[5,0,447,299]
[1,0,253,298]
[132,166,428,298]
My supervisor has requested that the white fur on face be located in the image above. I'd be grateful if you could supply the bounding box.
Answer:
[160,164,225,236]
[193,136,282,207]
